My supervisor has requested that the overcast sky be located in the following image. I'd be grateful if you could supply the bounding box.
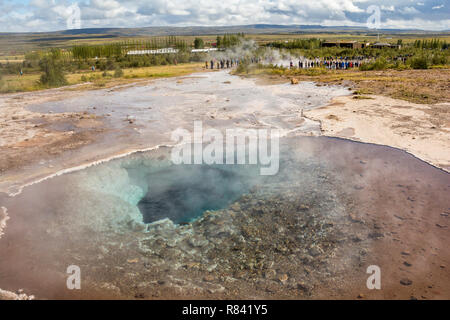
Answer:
[1,0,448,32]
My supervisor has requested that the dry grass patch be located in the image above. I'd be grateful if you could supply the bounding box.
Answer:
[0,62,204,94]
[240,67,450,104]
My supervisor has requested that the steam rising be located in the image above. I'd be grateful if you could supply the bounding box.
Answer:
[208,39,306,68]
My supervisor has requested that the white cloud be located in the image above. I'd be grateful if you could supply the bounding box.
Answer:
[400,6,420,15]
[0,0,447,32]
[30,0,55,8]
[381,5,395,12]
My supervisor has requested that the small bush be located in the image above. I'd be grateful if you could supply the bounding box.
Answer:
[113,67,124,78]
[194,38,204,49]
[268,68,285,75]
[236,62,250,74]
[393,60,410,71]
[431,53,447,65]
[39,56,68,87]
[360,57,389,71]
[409,55,429,69]
[106,59,116,70]
[89,74,101,81]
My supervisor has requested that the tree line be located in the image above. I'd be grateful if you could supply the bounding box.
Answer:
[216,34,245,48]
[413,39,448,50]
[267,38,322,50]
[71,37,189,59]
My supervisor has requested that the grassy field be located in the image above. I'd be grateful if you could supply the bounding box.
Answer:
[1,30,449,57]
[0,55,25,64]
[0,62,204,93]
[235,66,450,104]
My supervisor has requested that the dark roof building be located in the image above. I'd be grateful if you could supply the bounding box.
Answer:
[321,41,363,49]
[371,42,401,49]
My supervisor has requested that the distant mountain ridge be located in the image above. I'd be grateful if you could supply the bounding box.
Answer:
[1,24,448,37]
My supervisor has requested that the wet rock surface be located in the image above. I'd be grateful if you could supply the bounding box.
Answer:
[72,160,364,298]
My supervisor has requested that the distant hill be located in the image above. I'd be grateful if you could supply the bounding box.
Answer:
[2,24,448,37]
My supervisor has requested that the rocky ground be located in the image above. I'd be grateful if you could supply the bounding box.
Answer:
[0,70,449,300]
[0,71,348,195]
[305,95,450,172]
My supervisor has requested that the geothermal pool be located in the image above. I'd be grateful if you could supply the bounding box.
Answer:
[135,165,259,224]
[0,136,449,299]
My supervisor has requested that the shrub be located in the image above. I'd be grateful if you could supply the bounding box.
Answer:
[99,61,107,70]
[235,61,250,74]
[194,38,204,49]
[431,53,447,66]
[39,56,68,87]
[106,59,116,70]
[394,62,410,71]
[113,67,124,78]
[409,55,428,69]
[360,57,389,71]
